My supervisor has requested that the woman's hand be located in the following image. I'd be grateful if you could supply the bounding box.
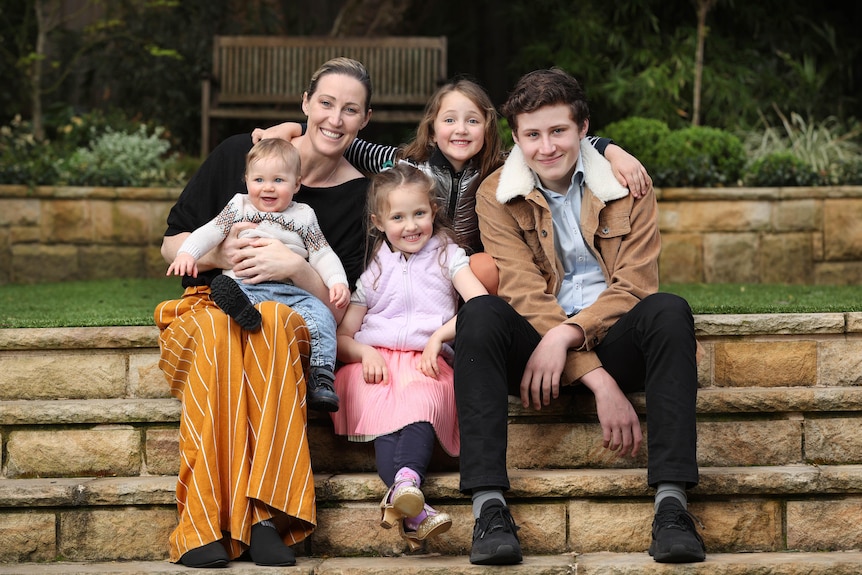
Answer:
[230,236,307,285]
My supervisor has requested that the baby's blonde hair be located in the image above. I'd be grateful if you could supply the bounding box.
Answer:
[246,137,301,177]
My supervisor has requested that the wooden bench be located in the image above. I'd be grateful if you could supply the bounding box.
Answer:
[200,35,448,156]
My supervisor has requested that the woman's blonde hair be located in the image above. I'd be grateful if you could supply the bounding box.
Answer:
[305,57,373,112]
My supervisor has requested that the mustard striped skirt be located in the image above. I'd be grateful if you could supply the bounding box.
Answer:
[154,286,316,562]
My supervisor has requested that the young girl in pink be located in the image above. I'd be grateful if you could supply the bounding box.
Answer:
[332,163,488,550]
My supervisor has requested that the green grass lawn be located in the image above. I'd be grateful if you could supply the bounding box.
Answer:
[0,278,860,329]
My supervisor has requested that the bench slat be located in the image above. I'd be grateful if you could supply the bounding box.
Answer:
[201,35,448,156]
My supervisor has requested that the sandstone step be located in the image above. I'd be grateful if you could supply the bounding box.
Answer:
[2,312,860,401]
[3,384,861,480]
[2,466,860,561]
[2,552,862,575]
[1,316,861,564]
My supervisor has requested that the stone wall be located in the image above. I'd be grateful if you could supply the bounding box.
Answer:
[658,186,862,285]
[0,185,179,284]
[2,184,862,285]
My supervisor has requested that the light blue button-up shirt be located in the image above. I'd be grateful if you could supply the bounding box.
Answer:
[536,156,607,316]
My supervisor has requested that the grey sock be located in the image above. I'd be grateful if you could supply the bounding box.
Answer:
[655,482,687,511]
[472,490,506,519]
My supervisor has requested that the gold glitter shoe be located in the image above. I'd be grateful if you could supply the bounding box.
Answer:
[399,505,452,552]
[379,478,424,529]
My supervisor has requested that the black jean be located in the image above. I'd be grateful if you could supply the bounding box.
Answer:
[453,293,699,494]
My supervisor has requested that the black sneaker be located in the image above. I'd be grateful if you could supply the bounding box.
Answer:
[307,367,340,412]
[648,497,706,563]
[210,275,261,331]
[469,499,522,565]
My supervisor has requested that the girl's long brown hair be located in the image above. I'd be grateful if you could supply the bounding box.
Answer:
[398,77,504,181]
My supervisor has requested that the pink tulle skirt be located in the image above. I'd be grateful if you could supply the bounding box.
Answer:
[330,347,459,456]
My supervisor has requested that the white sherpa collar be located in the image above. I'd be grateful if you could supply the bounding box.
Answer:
[495,140,629,204]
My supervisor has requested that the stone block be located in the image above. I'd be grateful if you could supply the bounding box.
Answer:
[713,341,817,387]
[694,499,782,552]
[9,225,40,244]
[0,511,56,562]
[129,351,171,398]
[814,261,862,285]
[0,350,126,400]
[823,199,862,260]
[10,244,79,284]
[659,233,703,283]
[704,233,760,283]
[819,340,862,386]
[758,233,814,284]
[145,428,179,476]
[42,199,94,243]
[110,201,152,245]
[804,418,862,464]
[78,245,147,280]
[0,199,40,227]
[568,500,651,552]
[697,420,802,466]
[659,201,771,233]
[787,498,862,551]
[773,199,819,232]
[6,427,142,478]
[507,422,647,469]
[58,508,175,561]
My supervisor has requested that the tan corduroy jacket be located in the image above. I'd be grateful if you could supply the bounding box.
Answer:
[475,140,661,385]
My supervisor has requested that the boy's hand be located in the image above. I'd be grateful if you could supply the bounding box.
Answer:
[166,253,198,277]
[330,283,350,308]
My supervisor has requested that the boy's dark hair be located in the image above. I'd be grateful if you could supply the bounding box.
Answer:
[501,68,590,136]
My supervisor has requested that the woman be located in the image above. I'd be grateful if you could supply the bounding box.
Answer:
[154,57,372,568]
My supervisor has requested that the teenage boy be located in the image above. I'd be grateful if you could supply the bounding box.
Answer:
[454,68,704,565]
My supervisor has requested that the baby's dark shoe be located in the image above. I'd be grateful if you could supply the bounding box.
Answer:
[307,366,340,412]
[210,275,261,331]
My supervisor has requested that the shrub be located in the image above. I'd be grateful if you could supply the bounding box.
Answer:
[0,110,188,187]
[744,152,821,186]
[56,125,173,187]
[653,126,746,187]
[836,158,862,185]
[598,117,670,174]
[739,109,862,185]
[0,115,63,185]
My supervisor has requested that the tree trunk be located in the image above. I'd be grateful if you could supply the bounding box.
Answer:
[693,0,716,127]
[31,0,50,141]
[329,0,414,36]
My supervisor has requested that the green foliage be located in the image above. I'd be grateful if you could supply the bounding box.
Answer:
[598,117,671,174]
[743,152,821,187]
[0,110,188,186]
[739,109,862,185]
[57,126,172,187]
[653,126,746,187]
[0,115,61,185]
[837,158,862,185]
